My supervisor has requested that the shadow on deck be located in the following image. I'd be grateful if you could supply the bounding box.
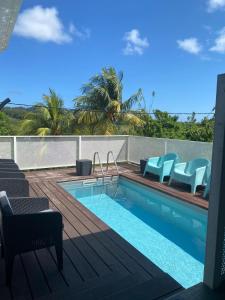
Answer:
[0,164,185,300]
[0,163,211,299]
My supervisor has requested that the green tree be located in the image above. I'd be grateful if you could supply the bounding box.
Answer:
[185,117,214,142]
[74,67,145,134]
[20,89,73,135]
[0,112,15,135]
[138,110,186,139]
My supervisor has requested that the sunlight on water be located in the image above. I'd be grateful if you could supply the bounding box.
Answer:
[60,177,207,288]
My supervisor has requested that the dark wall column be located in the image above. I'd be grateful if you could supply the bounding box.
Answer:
[204,74,225,288]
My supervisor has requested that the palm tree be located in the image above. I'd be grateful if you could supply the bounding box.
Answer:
[20,89,72,135]
[74,67,145,134]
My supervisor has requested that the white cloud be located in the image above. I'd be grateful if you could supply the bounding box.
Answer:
[123,29,149,55]
[69,23,91,40]
[14,6,72,44]
[207,0,225,11]
[177,38,202,54]
[210,28,225,53]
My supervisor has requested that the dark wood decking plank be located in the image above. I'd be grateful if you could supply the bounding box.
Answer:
[34,248,68,294]
[167,282,225,300]
[11,255,33,300]
[103,274,182,300]
[121,172,208,209]
[31,182,99,282]
[48,246,85,289]
[51,181,163,278]
[21,252,50,299]
[38,182,117,277]
[48,181,151,278]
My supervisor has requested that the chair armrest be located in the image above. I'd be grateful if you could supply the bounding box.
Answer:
[194,166,206,182]
[4,212,63,244]
[9,197,49,214]
[0,178,29,197]
[174,162,186,171]
[163,160,174,171]
[0,171,25,178]
[163,159,174,167]
[147,156,160,165]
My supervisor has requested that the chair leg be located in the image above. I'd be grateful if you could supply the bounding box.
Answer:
[159,175,164,183]
[55,236,63,271]
[1,244,4,258]
[5,253,14,286]
[191,184,197,194]
[168,177,172,186]
[203,186,208,198]
[0,235,4,258]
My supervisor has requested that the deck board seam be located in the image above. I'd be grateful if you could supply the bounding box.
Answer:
[40,182,113,276]
[31,182,101,280]
[31,182,96,283]
[47,180,153,278]
[50,180,161,278]
[42,181,131,273]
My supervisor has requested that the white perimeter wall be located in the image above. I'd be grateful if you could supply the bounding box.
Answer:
[0,135,212,170]
[0,136,128,170]
[128,136,212,163]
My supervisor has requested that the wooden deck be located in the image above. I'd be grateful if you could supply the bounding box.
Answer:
[0,163,209,300]
[25,163,208,210]
[121,168,208,210]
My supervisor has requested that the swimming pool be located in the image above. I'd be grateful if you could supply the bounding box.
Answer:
[59,176,207,288]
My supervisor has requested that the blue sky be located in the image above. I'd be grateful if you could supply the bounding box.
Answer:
[1,0,225,117]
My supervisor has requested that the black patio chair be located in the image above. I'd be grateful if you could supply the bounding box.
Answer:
[0,168,23,173]
[0,159,15,163]
[0,191,63,285]
[0,171,25,179]
[0,178,29,197]
[0,163,19,169]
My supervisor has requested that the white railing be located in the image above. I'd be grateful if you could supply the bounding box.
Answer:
[0,135,212,170]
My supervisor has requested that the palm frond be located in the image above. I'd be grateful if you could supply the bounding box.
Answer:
[122,113,145,127]
[76,110,103,125]
[106,100,121,113]
[74,67,144,135]
[37,127,51,136]
[122,88,144,111]
[19,119,39,135]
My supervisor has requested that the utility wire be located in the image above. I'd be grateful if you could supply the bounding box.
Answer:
[6,102,214,116]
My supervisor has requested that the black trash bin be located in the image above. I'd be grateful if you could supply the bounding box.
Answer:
[76,159,92,176]
[140,158,148,174]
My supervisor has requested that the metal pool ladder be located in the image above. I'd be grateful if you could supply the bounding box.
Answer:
[92,152,105,178]
[106,151,119,177]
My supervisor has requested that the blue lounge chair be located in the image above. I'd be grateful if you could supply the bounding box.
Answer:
[143,153,179,183]
[168,158,211,194]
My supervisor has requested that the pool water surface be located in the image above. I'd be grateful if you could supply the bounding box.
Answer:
[60,177,207,288]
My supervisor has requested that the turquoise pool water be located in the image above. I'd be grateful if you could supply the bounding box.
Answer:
[60,177,207,288]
